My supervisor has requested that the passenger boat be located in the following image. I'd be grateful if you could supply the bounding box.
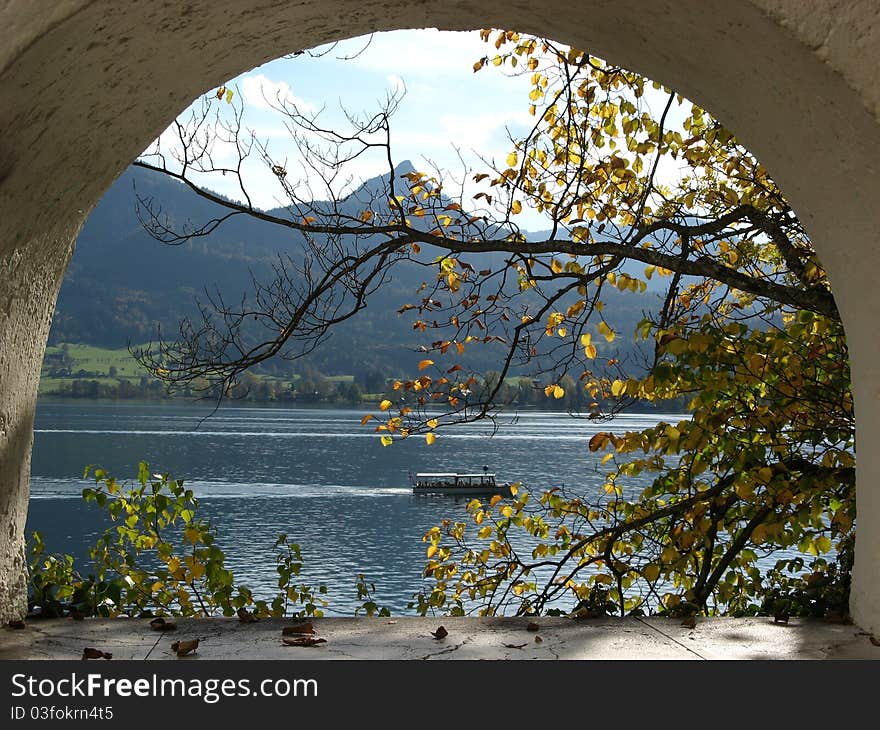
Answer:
[410,469,512,497]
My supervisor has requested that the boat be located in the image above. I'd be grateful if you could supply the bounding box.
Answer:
[410,469,513,497]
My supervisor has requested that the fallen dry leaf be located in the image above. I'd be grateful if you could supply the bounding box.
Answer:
[870,636,880,647]
[171,638,199,657]
[431,625,448,640]
[503,642,527,649]
[526,621,540,632]
[149,617,177,632]
[534,635,543,643]
[82,647,112,660]
[237,607,259,624]
[282,621,316,636]
[680,616,696,629]
[7,620,26,630]
[281,636,327,647]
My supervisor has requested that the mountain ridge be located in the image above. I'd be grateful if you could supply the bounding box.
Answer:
[50,163,656,380]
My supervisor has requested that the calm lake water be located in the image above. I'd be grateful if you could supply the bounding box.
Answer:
[28,399,687,615]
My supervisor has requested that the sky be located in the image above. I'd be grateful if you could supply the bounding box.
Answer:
[145,29,688,232]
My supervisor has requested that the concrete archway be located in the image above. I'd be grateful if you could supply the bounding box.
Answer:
[2,0,879,632]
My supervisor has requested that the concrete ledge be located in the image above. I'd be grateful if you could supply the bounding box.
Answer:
[1,616,878,660]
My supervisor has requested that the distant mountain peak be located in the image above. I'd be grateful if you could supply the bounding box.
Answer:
[343,159,421,205]
[394,159,415,175]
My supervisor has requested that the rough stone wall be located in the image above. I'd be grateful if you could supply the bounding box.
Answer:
[0,0,878,630]
[0,229,75,622]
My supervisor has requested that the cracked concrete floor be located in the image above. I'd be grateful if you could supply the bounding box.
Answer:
[2,616,879,660]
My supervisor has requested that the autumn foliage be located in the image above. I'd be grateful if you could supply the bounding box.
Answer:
[131,30,853,619]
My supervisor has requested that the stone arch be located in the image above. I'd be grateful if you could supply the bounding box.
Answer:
[2,0,879,632]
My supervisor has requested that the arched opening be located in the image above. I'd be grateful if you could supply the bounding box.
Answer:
[2,1,879,635]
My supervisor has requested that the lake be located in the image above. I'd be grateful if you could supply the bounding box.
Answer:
[28,399,687,615]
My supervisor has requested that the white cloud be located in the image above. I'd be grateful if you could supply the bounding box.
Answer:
[239,73,316,113]
[387,74,406,94]
[245,123,295,141]
[343,30,488,75]
[438,110,532,153]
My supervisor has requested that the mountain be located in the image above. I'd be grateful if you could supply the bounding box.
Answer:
[49,164,658,380]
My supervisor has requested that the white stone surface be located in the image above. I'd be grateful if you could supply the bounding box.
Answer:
[1,617,877,661]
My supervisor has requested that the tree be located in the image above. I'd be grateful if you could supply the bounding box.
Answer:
[132,30,852,618]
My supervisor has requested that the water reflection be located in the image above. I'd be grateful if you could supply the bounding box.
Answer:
[30,400,688,614]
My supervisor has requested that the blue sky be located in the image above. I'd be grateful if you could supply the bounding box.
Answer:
[147,29,689,232]
[145,30,555,229]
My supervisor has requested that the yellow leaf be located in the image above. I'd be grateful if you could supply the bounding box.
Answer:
[427,418,438,429]
[379,399,393,411]
[567,300,585,317]
[584,344,597,359]
[506,152,518,168]
[477,526,493,539]
[751,524,768,544]
[425,432,436,445]
[427,545,438,559]
[418,359,434,371]
[489,494,502,508]
[735,481,755,499]
[225,88,234,104]
[511,200,522,214]
[551,259,563,274]
[598,321,615,343]
[552,384,565,399]
[643,564,661,582]
[360,209,373,222]
[380,436,393,447]
[184,556,205,581]
[360,414,375,425]
[610,379,626,397]
[757,466,774,483]
[580,333,592,347]
[183,527,201,545]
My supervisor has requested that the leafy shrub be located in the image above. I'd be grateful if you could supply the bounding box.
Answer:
[27,462,329,619]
